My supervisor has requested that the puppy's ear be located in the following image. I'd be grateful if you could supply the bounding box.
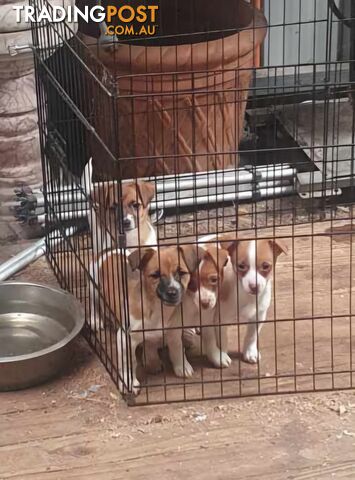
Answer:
[137,182,155,208]
[205,247,229,271]
[179,245,204,273]
[128,248,155,272]
[220,239,238,257]
[91,183,108,206]
[218,248,230,268]
[270,239,288,258]
[91,183,118,207]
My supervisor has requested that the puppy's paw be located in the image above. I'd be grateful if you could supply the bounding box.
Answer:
[173,360,194,378]
[208,350,232,368]
[118,377,141,396]
[243,346,261,364]
[216,352,232,368]
[132,378,141,396]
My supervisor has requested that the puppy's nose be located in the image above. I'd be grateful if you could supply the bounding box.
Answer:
[248,283,258,295]
[167,287,179,299]
[201,300,211,310]
[123,217,131,229]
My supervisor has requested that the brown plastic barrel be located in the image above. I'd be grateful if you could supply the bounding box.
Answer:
[82,0,267,179]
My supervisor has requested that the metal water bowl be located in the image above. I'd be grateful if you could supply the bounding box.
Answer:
[0,282,85,391]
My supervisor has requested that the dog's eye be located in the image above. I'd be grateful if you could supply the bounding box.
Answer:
[109,202,119,211]
[208,275,218,285]
[150,271,160,279]
[261,262,271,272]
[177,268,188,277]
[130,202,141,209]
[238,263,248,272]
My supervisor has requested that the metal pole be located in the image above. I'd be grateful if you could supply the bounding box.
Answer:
[0,228,75,282]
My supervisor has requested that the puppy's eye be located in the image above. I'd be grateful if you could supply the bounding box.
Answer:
[208,275,218,285]
[238,263,248,272]
[177,268,188,277]
[150,271,160,279]
[130,201,141,209]
[109,202,119,211]
[261,262,271,272]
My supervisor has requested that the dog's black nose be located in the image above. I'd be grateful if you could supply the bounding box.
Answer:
[166,287,179,299]
[123,217,131,229]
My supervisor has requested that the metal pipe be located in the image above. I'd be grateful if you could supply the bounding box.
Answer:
[28,178,293,225]
[158,166,295,192]
[29,164,295,208]
[0,228,75,282]
[153,185,294,210]
[0,240,46,282]
[36,183,293,224]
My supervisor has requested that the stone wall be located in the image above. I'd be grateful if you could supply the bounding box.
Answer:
[0,0,77,244]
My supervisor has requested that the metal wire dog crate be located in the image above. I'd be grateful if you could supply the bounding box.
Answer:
[31,0,355,405]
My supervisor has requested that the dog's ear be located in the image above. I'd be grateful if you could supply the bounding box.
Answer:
[269,239,288,258]
[91,183,107,206]
[137,182,155,208]
[220,239,238,258]
[179,245,204,273]
[128,248,155,272]
[91,183,118,207]
[205,247,229,271]
[187,272,198,293]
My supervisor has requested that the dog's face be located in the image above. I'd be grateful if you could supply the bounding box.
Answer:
[121,183,155,231]
[92,181,155,237]
[227,239,288,296]
[129,246,202,307]
[189,246,229,310]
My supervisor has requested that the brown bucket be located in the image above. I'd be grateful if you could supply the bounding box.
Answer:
[82,0,267,179]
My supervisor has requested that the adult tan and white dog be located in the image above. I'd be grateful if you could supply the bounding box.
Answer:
[97,245,201,395]
[81,158,156,254]
[174,235,288,373]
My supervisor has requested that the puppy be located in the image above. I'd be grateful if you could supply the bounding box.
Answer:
[81,158,156,254]
[98,245,201,395]
[217,237,288,363]
[179,244,232,371]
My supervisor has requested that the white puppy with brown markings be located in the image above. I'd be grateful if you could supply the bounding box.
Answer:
[82,159,157,331]
[81,158,156,254]
[184,243,231,368]
[218,237,288,364]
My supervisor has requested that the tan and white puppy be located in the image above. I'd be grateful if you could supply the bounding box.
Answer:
[167,235,234,377]
[181,244,232,369]
[98,245,201,395]
[218,237,288,363]
[81,158,156,254]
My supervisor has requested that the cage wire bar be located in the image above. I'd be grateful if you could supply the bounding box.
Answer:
[30,0,355,405]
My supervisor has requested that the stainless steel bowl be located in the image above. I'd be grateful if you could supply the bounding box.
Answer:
[0,282,85,391]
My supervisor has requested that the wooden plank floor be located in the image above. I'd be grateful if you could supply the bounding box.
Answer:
[2,219,355,479]
[53,217,355,404]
